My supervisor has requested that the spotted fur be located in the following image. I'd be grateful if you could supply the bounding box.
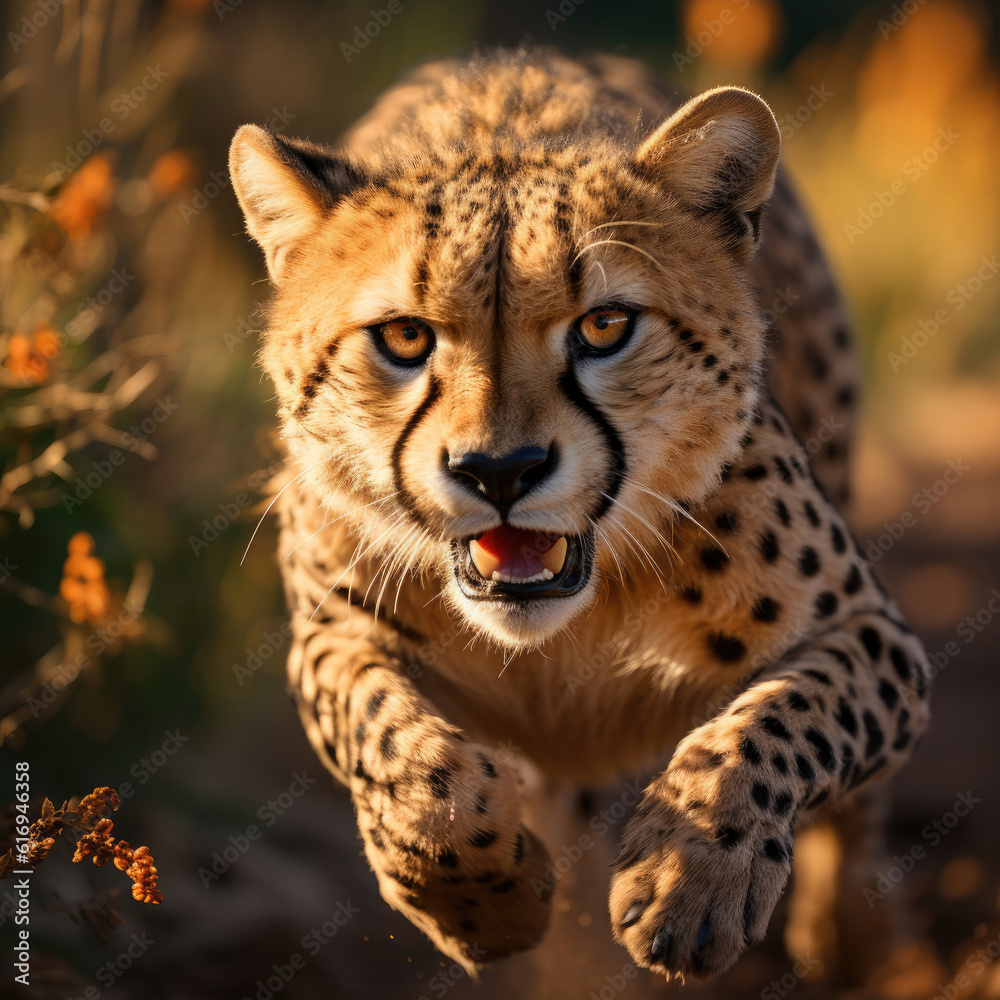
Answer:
[229,49,929,981]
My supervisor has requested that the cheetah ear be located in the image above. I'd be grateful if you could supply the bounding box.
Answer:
[229,125,367,283]
[637,87,780,235]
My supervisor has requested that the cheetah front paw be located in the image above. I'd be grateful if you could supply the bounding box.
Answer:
[354,738,553,971]
[609,789,793,979]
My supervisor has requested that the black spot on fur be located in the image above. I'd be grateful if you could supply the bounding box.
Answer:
[773,792,793,816]
[763,839,786,863]
[878,679,900,710]
[889,646,912,681]
[428,765,454,799]
[479,756,498,778]
[739,735,763,765]
[682,586,702,604]
[774,457,793,483]
[834,698,858,736]
[796,754,815,781]
[759,531,780,563]
[844,564,863,594]
[804,728,835,772]
[716,826,746,850]
[744,464,768,480]
[751,783,770,810]
[708,632,746,662]
[379,728,397,760]
[365,689,387,718]
[788,691,810,713]
[701,547,730,571]
[715,513,738,531]
[803,501,821,527]
[815,591,839,617]
[437,848,458,867]
[490,878,517,894]
[830,523,847,553]
[862,710,885,757]
[859,627,883,660]
[774,499,791,526]
[752,596,780,622]
[799,547,820,576]
[839,744,855,784]
[761,716,792,741]
[804,669,832,686]
[772,753,788,774]
[469,829,497,848]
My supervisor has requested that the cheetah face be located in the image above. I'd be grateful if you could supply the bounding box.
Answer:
[230,87,781,649]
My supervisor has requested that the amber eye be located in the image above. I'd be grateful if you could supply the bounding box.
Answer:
[575,306,635,354]
[376,318,435,365]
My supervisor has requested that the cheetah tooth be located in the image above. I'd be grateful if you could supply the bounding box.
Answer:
[539,535,568,575]
[469,538,500,579]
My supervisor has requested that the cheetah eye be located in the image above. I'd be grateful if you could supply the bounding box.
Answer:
[573,306,636,355]
[374,318,435,366]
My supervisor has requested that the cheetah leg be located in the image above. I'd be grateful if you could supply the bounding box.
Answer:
[288,626,553,972]
[608,611,930,980]
[785,789,895,984]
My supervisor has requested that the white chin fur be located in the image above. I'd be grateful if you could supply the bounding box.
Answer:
[445,576,594,651]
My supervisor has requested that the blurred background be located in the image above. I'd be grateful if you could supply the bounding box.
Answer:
[0,0,997,997]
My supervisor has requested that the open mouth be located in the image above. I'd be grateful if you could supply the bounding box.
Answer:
[453,524,594,600]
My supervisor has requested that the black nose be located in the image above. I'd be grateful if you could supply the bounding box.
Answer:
[447,445,557,516]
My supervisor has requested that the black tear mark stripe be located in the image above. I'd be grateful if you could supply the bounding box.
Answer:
[390,374,441,532]
[557,367,627,519]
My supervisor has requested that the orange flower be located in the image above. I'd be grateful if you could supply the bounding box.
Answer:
[61,532,112,624]
[49,154,116,242]
[4,326,61,383]
[147,150,196,198]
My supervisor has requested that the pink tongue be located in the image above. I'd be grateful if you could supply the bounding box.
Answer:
[476,525,554,578]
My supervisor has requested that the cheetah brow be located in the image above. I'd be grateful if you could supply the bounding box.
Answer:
[571,238,665,274]
[578,220,670,242]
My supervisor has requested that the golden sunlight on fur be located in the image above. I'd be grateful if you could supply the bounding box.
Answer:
[229,48,929,984]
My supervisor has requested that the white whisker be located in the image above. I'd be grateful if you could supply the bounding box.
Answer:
[240,457,327,566]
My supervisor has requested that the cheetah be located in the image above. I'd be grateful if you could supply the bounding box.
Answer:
[228,48,930,983]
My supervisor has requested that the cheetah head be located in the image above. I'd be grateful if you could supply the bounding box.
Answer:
[230,85,780,649]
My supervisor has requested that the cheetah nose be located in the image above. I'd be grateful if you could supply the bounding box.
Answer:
[446,444,558,516]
